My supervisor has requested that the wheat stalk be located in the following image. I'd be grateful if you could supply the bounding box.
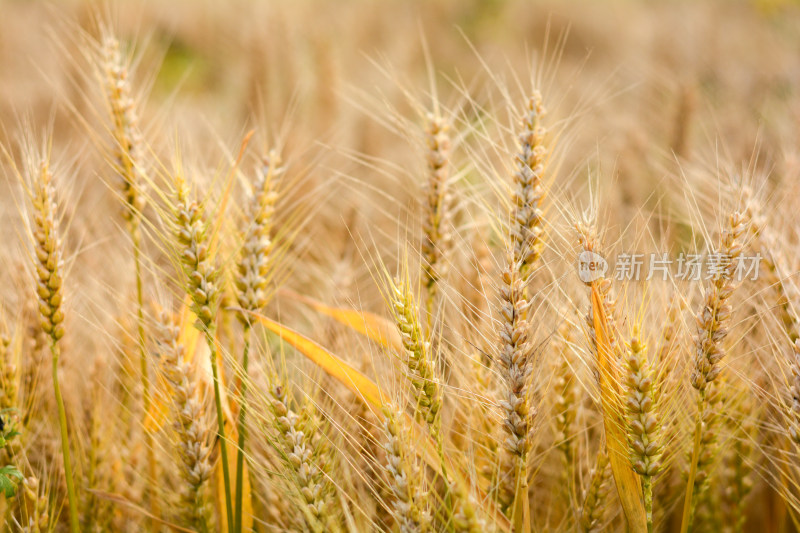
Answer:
[232,150,281,533]
[171,171,233,530]
[681,209,749,532]
[24,155,79,533]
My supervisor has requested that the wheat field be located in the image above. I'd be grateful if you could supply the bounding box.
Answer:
[1,0,800,532]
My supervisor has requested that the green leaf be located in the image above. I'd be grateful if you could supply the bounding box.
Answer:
[0,465,23,497]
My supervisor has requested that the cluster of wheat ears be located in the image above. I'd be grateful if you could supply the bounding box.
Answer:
[0,3,800,533]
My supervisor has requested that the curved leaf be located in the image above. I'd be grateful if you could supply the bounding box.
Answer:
[591,282,648,532]
[280,288,403,351]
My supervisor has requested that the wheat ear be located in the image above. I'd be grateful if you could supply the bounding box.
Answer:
[267,379,337,532]
[172,172,233,529]
[27,158,79,533]
[99,34,157,521]
[495,257,537,512]
[380,403,431,533]
[579,450,611,533]
[233,150,281,533]
[554,319,577,513]
[721,405,755,533]
[493,92,549,514]
[623,330,663,532]
[681,209,749,532]
[154,310,214,531]
[387,277,445,465]
[741,188,800,446]
[509,91,547,281]
[420,113,453,321]
[21,476,50,533]
[0,328,17,412]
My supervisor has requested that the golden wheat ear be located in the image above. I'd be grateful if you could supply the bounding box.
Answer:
[19,148,81,533]
[681,208,750,533]
[152,309,214,531]
[420,112,454,321]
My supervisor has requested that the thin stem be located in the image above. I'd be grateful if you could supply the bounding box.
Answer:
[51,341,79,533]
[425,287,435,334]
[680,392,707,533]
[643,475,654,533]
[194,489,210,533]
[433,417,449,483]
[133,237,159,524]
[234,324,251,533]
[206,330,234,532]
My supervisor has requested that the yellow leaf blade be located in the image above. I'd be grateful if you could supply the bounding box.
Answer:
[250,311,387,410]
[280,288,403,351]
[591,283,648,532]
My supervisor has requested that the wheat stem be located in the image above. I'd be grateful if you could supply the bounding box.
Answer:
[207,329,234,531]
[26,158,78,533]
[133,238,159,521]
[51,342,78,533]
[234,324,251,533]
[643,475,653,533]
